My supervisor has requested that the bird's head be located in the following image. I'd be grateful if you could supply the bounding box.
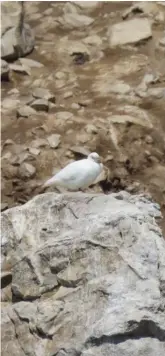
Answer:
[88,152,101,164]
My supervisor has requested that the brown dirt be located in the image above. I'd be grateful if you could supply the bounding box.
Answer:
[1,1,165,235]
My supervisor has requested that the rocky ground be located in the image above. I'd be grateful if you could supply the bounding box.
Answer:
[1,1,165,232]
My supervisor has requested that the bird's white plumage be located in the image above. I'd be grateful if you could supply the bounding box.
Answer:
[43,152,103,191]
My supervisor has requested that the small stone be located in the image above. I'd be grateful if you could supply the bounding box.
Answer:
[31,138,48,148]
[9,63,31,75]
[20,95,34,106]
[3,139,15,146]
[17,105,36,118]
[47,134,61,148]
[1,60,10,81]
[2,98,20,110]
[8,88,19,95]
[71,103,80,110]
[70,146,90,156]
[108,18,152,47]
[159,37,165,47]
[142,73,159,85]
[155,11,164,23]
[19,58,44,68]
[44,8,53,15]
[19,163,36,178]
[147,87,165,99]
[83,35,102,46]
[145,135,153,144]
[1,203,8,212]
[55,71,66,79]
[63,91,73,99]
[61,12,94,28]
[145,150,151,157]
[56,111,73,120]
[28,147,40,156]
[32,87,55,103]
[104,154,113,162]
[30,99,49,112]
[86,124,98,134]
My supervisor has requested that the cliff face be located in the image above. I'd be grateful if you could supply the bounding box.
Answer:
[1,192,165,356]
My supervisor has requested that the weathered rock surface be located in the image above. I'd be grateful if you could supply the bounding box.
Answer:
[1,192,165,355]
[108,18,152,47]
[1,2,34,60]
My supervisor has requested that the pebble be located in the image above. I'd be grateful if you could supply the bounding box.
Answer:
[30,99,49,112]
[2,98,20,110]
[19,163,36,178]
[19,58,44,68]
[47,134,61,148]
[159,37,165,47]
[145,135,153,144]
[70,146,90,156]
[104,154,114,162]
[56,111,73,120]
[86,124,98,134]
[61,12,94,28]
[8,88,19,95]
[55,71,66,79]
[31,138,48,148]
[71,103,80,110]
[9,64,31,75]
[32,87,55,103]
[17,105,36,118]
[63,91,73,99]
[28,147,40,156]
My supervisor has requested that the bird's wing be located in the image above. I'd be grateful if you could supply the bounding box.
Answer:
[55,159,87,183]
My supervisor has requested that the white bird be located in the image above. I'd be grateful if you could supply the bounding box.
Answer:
[43,152,103,191]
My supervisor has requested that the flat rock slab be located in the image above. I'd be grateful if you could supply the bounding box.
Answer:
[108,18,152,47]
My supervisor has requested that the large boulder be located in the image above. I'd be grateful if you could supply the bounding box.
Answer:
[1,192,165,356]
[1,1,34,61]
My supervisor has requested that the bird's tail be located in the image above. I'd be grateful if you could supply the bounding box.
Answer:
[43,176,59,188]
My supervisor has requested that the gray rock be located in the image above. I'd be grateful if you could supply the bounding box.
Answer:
[17,105,36,118]
[70,145,90,156]
[9,63,31,75]
[47,134,61,148]
[1,2,34,60]
[2,98,20,110]
[108,18,152,47]
[56,111,74,120]
[109,114,152,128]
[1,192,165,355]
[1,59,10,81]
[147,87,165,99]
[32,87,55,103]
[19,162,36,178]
[31,138,48,148]
[19,58,44,68]
[28,147,40,156]
[61,12,94,28]
[30,99,49,112]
